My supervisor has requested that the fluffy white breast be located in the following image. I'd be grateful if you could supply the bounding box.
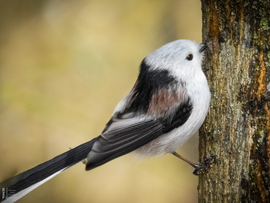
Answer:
[111,39,210,157]
[136,71,210,157]
[135,40,210,156]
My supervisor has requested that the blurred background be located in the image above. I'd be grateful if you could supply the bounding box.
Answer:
[0,0,202,202]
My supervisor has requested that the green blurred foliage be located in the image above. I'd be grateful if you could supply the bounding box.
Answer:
[0,0,202,202]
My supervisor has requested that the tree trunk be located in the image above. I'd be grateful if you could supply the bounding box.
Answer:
[198,0,270,202]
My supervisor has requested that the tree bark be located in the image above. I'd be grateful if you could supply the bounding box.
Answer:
[199,0,270,202]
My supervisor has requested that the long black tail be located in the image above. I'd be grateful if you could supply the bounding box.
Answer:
[0,137,99,203]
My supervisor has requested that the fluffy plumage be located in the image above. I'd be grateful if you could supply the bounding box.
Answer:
[86,39,210,169]
[1,39,210,202]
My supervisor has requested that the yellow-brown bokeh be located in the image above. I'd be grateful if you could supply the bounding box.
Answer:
[0,0,202,202]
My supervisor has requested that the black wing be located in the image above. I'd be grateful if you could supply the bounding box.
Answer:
[85,59,193,171]
[85,119,163,170]
[85,98,192,171]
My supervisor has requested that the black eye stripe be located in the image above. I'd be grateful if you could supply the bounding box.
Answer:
[186,53,193,61]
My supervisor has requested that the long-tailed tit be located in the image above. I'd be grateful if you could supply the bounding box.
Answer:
[86,39,212,171]
[0,39,215,203]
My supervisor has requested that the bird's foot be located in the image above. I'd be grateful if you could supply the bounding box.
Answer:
[192,155,217,176]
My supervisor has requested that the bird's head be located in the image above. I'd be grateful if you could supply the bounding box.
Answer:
[144,40,208,81]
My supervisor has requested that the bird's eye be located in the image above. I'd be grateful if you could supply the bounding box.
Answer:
[186,53,193,61]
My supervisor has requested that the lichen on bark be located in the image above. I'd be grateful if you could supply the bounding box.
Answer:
[199,0,270,202]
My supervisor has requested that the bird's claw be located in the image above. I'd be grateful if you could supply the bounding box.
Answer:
[193,155,218,176]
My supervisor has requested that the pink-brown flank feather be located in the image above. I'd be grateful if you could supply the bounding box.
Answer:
[147,88,187,116]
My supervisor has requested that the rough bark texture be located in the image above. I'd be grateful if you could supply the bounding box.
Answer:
[199,0,270,202]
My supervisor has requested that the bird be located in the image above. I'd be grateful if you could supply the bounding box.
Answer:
[0,39,212,203]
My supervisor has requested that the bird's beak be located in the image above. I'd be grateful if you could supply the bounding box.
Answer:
[199,43,208,53]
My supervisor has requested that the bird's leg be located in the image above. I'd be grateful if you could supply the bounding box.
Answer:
[172,151,198,168]
[172,151,217,175]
